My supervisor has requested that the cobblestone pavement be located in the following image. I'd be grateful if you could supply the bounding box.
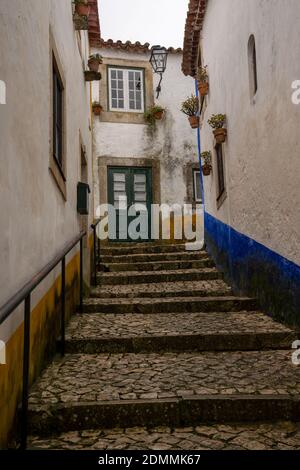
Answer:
[92,279,232,298]
[28,350,300,405]
[66,311,292,340]
[28,422,300,450]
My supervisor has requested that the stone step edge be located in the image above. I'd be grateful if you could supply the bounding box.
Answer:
[64,332,297,354]
[28,395,300,437]
[89,289,232,299]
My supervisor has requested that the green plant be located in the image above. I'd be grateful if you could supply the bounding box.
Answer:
[144,105,165,127]
[201,151,212,166]
[92,101,101,107]
[196,66,209,83]
[89,53,103,63]
[73,0,87,4]
[181,95,199,117]
[208,114,226,129]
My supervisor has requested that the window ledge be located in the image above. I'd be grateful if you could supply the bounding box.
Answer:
[99,110,146,125]
[216,190,227,210]
[49,156,67,200]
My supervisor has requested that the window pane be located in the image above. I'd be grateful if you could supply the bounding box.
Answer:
[118,90,124,99]
[112,99,118,108]
[117,70,123,79]
[111,70,117,79]
[129,101,135,109]
[118,99,124,108]
[135,72,140,80]
[128,71,134,80]
[118,80,123,89]
[111,79,117,88]
[112,90,117,98]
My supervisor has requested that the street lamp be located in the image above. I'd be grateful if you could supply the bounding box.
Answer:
[149,45,169,99]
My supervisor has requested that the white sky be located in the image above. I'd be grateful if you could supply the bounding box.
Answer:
[98,0,189,49]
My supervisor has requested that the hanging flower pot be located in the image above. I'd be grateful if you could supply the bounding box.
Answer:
[74,1,90,17]
[201,151,212,176]
[202,164,212,176]
[198,81,209,97]
[208,114,227,143]
[188,115,199,129]
[144,105,166,128]
[154,109,165,120]
[88,54,103,73]
[92,102,103,116]
[181,95,199,130]
[196,66,209,97]
[213,128,227,143]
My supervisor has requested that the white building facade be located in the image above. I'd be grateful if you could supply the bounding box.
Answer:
[182,0,300,325]
[92,40,200,241]
[0,0,100,447]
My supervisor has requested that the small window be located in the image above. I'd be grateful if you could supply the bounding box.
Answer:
[193,169,203,203]
[248,35,258,98]
[216,144,225,199]
[53,55,64,168]
[108,67,144,113]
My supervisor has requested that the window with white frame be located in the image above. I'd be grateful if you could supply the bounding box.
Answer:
[193,170,203,203]
[108,67,144,112]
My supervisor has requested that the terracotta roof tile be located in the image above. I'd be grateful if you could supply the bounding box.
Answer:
[99,38,182,54]
[88,0,101,47]
[182,0,207,77]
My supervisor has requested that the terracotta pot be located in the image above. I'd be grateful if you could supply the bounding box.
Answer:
[75,2,90,17]
[188,115,199,129]
[88,59,100,73]
[202,164,212,176]
[198,81,209,97]
[93,104,102,116]
[213,128,227,144]
[154,110,164,120]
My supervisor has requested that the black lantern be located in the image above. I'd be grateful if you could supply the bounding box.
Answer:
[149,45,168,98]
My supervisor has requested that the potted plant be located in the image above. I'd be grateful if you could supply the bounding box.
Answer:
[88,53,103,73]
[144,105,165,128]
[208,114,227,143]
[92,101,103,116]
[152,105,165,120]
[74,0,90,17]
[201,151,212,176]
[196,66,209,97]
[181,95,199,129]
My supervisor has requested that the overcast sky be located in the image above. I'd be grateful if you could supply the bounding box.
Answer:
[98,0,189,49]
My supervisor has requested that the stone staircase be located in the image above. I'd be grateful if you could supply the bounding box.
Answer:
[27,242,300,450]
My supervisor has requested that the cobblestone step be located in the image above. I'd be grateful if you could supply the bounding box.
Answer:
[91,280,232,299]
[100,243,198,256]
[27,350,300,436]
[81,296,257,314]
[28,421,300,450]
[100,258,214,273]
[100,251,209,264]
[65,311,296,354]
[99,268,223,285]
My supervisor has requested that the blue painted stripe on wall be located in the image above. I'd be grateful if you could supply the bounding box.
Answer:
[204,211,300,325]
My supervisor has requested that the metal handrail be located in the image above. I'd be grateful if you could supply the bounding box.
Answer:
[91,219,101,286]
[0,230,86,450]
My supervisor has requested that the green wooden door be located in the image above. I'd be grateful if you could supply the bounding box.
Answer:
[107,167,152,242]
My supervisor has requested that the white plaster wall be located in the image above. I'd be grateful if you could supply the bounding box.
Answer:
[200,0,300,265]
[92,49,198,207]
[0,0,93,339]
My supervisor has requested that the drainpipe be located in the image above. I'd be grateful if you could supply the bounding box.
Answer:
[195,80,205,210]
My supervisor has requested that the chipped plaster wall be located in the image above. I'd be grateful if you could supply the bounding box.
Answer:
[200,0,300,266]
[0,0,93,342]
[92,49,198,209]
